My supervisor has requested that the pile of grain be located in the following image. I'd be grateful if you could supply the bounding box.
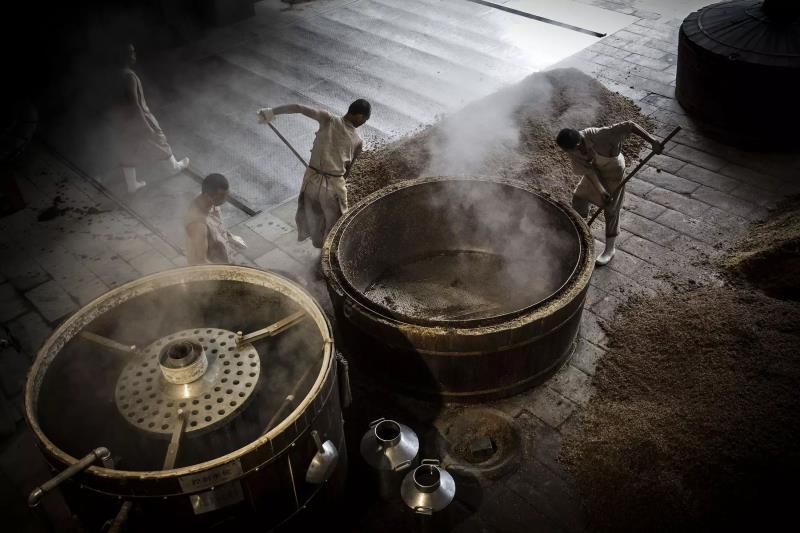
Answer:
[561,286,800,531]
[722,195,800,300]
[347,67,655,205]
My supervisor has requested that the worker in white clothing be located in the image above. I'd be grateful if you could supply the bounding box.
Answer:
[257,99,370,249]
[556,121,663,266]
[113,43,189,194]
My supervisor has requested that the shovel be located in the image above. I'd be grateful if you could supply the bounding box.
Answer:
[587,125,682,227]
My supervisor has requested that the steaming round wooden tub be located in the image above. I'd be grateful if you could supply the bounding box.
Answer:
[25,266,347,530]
[323,177,594,401]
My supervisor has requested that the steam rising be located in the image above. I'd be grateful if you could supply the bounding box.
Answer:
[35,278,325,471]
[348,178,579,322]
[353,72,596,322]
[423,73,555,178]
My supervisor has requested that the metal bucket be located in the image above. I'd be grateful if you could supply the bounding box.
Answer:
[401,459,457,531]
[359,418,420,500]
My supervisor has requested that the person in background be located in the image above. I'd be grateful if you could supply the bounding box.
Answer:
[114,43,189,194]
[256,99,370,249]
[184,173,246,265]
[556,121,663,266]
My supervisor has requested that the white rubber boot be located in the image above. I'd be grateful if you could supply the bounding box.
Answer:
[122,166,146,194]
[596,236,616,266]
[162,155,190,177]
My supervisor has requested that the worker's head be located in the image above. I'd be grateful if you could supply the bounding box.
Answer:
[556,128,582,151]
[117,43,137,68]
[345,99,371,127]
[202,173,229,206]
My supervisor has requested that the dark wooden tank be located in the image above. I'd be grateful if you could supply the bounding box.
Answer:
[676,0,800,149]
[323,177,594,402]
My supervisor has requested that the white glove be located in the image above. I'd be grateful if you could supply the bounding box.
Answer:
[229,234,248,250]
[257,108,275,124]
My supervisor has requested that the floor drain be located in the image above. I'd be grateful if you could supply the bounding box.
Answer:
[434,407,521,480]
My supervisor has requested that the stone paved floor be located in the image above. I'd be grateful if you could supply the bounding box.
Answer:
[0,145,188,531]
[3,0,800,531]
[46,0,637,214]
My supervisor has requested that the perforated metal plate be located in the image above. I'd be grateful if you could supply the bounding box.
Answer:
[114,328,261,436]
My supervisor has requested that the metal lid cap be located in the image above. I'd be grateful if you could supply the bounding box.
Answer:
[401,459,456,515]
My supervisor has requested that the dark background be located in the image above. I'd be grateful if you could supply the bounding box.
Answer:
[0,0,255,112]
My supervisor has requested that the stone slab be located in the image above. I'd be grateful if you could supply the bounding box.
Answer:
[24,281,76,323]
[0,284,29,323]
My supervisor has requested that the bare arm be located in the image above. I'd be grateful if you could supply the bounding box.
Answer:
[586,167,613,204]
[271,104,330,124]
[185,221,209,265]
[343,142,363,181]
[626,121,657,144]
[626,121,663,153]
[572,151,613,204]
[574,144,611,197]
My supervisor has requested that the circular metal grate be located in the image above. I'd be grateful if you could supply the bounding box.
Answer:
[114,328,261,436]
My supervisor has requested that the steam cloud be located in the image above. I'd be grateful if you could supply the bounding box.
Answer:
[35,278,324,472]
[359,69,599,321]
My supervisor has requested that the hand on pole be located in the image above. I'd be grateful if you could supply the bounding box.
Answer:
[651,140,664,154]
[257,108,275,124]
